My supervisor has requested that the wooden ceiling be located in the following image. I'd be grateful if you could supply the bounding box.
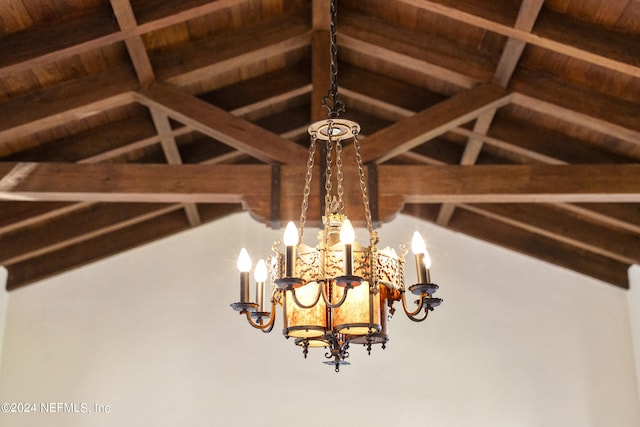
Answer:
[0,0,639,290]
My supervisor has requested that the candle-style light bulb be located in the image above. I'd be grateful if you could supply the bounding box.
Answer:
[237,248,252,303]
[283,221,298,277]
[411,231,427,255]
[254,259,268,311]
[423,249,432,269]
[411,231,431,284]
[283,221,298,246]
[340,218,355,244]
[340,219,355,276]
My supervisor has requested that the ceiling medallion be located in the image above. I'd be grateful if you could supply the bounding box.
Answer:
[230,0,442,372]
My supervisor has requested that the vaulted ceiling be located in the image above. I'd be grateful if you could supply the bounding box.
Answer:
[0,0,638,290]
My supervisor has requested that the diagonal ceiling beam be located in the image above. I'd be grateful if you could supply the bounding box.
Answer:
[0,68,138,145]
[0,0,252,79]
[346,84,512,164]
[110,0,155,87]
[437,0,545,226]
[396,0,640,79]
[1,163,638,204]
[134,83,309,164]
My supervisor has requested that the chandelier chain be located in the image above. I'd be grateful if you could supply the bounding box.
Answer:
[322,0,345,118]
[335,138,345,214]
[324,137,333,218]
[353,131,374,236]
[298,134,317,240]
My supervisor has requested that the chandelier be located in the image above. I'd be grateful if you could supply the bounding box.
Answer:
[230,0,442,372]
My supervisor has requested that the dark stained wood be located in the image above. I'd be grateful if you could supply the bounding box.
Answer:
[0,202,180,265]
[0,5,119,78]
[347,84,512,164]
[447,208,631,288]
[151,10,312,88]
[134,83,309,164]
[396,0,640,78]
[0,0,637,291]
[111,0,156,86]
[511,69,640,145]
[4,203,242,290]
[0,67,138,145]
[339,10,485,89]
[1,162,638,204]
[3,114,157,162]
[458,203,640,264]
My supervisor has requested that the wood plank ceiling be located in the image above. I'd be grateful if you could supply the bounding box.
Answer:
[0,0,638,290]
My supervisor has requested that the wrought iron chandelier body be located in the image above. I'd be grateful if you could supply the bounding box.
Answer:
[230,0,442,372]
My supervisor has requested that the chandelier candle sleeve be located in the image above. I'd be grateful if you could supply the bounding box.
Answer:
[254,259,268,311]
[283,221,298,278]
[237,248,252,303]
[340,219,355,276]
[411,232,431,284]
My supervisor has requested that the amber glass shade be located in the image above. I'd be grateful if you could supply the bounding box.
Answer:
[332,280,381,335]
[295,338,329,348]
[350,285,389,344]
[284,281,327,338]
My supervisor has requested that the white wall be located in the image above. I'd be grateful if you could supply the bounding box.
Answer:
[0,213,638,427]
[629,265,640,404]
[0,267,7,374]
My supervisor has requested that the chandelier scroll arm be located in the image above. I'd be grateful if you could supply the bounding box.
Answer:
[289,283,323,309]
[242,298,279,332]
[320,281,354,309]
[400,289,427,318]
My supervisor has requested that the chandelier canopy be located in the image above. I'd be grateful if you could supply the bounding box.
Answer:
[230,0,442,372]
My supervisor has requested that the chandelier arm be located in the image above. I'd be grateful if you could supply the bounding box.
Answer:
[242,302,278,331]
[289,283,323,310]
[298,135,317,239]
[400,289,426,317]
[406,308,430,323]
[320,282,352,309]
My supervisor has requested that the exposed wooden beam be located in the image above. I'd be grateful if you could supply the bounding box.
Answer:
[396,0,640,79]
[311,30,331,122]
[110,0,155,87]
[511,88,640,148]
[0,202,91,235]
[149,109,201,226]
[339,67,640,156]
[5,114,156,162]
[0,8,122,79]
[492,0,545,87]
[0,0,257,79]
[1,163,638,204]
[4,204,243,290]
[437,0,545,226]
[557,203,640,236]
[347,84,512,164]
[134,83,309,164]
[408,205,631,288]
[340,35,478,90]
[380,164,640,203]
[0,67,138,145]
[457,203,640,265]
[153,11,311,88]
[0,203,181,265]
[230,85,312,119]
